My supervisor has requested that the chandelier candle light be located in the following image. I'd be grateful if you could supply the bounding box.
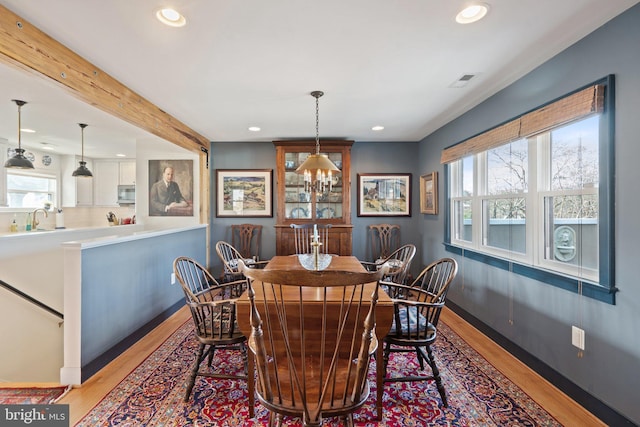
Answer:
[296,91,340,195]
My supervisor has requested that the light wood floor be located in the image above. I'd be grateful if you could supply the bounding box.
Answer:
[9,306,605,426]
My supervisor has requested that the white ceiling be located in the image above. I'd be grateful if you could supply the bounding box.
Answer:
[1,0,638,159]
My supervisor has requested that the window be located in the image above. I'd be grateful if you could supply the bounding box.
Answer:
[6,170,57,208]
[443,76,615,304]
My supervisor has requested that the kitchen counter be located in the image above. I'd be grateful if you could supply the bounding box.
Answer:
[0,224,141,237]
[0,224,144,258]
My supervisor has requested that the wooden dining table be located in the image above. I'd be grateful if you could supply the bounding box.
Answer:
[236,255,394,421]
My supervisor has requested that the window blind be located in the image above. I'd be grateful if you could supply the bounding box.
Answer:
[441,84,605,164]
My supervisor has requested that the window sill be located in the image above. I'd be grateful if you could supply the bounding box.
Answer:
[444,243,616,304]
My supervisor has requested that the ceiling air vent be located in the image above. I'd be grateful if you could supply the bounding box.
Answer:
[449,73,478,88]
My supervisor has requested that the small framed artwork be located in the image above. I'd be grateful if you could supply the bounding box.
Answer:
[216,169,273,217]
[357,173,411,217]
[420,172,438,215]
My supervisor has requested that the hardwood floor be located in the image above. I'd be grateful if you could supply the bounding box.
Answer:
[37,306,604,425]
[58,307,191,424]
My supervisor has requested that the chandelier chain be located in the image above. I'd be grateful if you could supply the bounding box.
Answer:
[315,93,320,154]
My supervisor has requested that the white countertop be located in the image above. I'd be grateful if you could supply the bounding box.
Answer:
[61,224,207,248]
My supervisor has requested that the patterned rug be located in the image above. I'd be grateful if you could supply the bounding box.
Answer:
[77,321,561,426]
[0,385,71,404]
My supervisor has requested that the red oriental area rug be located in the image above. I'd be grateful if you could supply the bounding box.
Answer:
[77,320,561,426]
[0,385,70,405]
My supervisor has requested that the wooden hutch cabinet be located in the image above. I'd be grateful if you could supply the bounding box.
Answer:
[274,140,353,256]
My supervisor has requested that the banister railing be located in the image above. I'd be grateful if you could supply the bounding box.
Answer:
[0,278,64,321]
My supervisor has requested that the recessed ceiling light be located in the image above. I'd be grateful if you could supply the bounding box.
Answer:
[248,126,261,132]
[20,128,35,133]
[372,125,385,131]
[116,153,127,157]
[156,8,186,27]
[456,3,489,24]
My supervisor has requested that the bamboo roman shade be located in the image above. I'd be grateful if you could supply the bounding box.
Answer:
[441,84,605,164]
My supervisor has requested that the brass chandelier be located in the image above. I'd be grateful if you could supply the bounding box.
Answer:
[296,91,339,194]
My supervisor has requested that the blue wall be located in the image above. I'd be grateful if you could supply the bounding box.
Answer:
[81,227,206,378]
[418,5,640,424]
[209,141,421,277]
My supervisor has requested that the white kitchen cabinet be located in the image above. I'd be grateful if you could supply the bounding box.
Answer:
[61,155,94,207]
[119,160,136,185]
[93,160,119,206]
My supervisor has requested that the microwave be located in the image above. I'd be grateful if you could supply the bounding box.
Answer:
[117,185,136,205]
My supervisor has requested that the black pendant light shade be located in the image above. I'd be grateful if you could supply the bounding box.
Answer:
[72,123,93,177]
[4,99,35,169]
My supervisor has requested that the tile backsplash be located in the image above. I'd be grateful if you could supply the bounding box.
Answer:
[1,206,136,233]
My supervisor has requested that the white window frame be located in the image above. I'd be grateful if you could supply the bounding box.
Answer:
[449,131,598,283]
[443,76,615,304]
[5,169,57,209]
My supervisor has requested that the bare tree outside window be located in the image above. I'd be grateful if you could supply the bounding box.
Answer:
[551,116,599,219]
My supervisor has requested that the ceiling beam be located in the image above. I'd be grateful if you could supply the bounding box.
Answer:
[0,4,210,154]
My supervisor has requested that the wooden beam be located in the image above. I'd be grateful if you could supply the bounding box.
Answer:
[0,4,211,254]
[0,4,210,153]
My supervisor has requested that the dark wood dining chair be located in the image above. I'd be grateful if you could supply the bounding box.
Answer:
[361,243,416,285]
[239,261,387,427]
[382,257,458,407]
[290,223,332,254]
[231,223,263,260]
[172,256,254,417]
[216,240,268,283]
[368,223,400,262]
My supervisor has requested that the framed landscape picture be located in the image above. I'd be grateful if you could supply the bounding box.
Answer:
[420,172,438,214]
[357,173,411,217]
[216,169,273,217]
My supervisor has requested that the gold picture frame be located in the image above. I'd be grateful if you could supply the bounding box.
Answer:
[216,169,273,217]
[420,172,438,215]
[357,173,411,217]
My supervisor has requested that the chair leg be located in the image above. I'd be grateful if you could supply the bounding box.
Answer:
[415,346,427,370]
[302,415,321,427]
[207,345,215,367]
[247,346,255,418]
[184,343,205,402]
[382,341,391,374]
[343,414,354,426]
[425,344,448,407]
[242,342,249,374]
[268,413,283,427]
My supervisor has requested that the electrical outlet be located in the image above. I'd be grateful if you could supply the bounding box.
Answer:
[171,273,176,285]
[572,326,585,350]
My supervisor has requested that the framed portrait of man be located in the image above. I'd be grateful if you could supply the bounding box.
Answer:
[149,160,194,216]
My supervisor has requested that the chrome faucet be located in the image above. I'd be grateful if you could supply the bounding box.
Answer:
[32,208,49,230]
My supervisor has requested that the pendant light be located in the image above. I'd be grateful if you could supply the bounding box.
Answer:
[4,99,35,169]
[72,123,93,177]
[296,91,339,194]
